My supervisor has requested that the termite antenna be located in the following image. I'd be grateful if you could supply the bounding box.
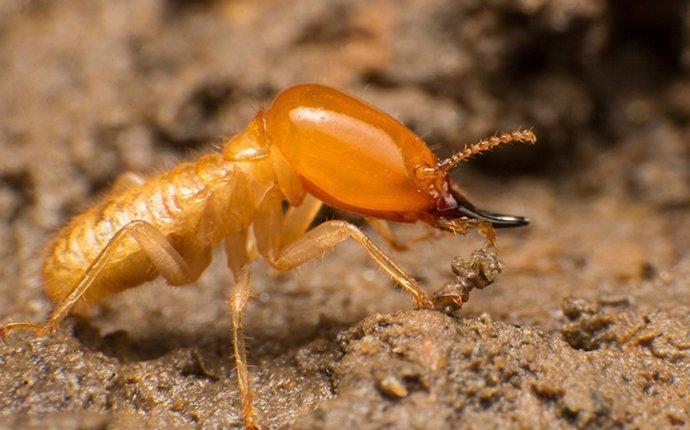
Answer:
[437,129,537,172]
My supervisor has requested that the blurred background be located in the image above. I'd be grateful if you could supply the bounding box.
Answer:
[0,1,688,428]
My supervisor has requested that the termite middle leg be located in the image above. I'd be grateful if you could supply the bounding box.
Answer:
[270,220,435,309]
[1,220,200,340]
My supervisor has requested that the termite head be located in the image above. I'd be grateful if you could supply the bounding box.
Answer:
[265,84,535,230]
[411,129,536,231]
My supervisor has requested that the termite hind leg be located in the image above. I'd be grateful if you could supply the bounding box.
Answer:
[1,220,198,342]
[270,220,434,309]
[229,266,260,430]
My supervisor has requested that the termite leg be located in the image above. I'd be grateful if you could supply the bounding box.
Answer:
[410,224,445,244]
[439,217,497,247]
[254,192,430,308]
[368,219,448,250]
[280,194,323,248]
[253,190,431,307]
[254,187,284,260]
[228,266,259,430]
[255,188,325,262]
[1,220,199,341]
[365,218,408,251]
[225,233,260,429]
[270,220,435,309]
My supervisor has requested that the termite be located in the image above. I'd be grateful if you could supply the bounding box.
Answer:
[1,84,535,429]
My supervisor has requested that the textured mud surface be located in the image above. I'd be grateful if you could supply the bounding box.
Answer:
[0,1,689,428]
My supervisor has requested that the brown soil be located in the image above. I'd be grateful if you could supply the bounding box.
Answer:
[0,1,688,428]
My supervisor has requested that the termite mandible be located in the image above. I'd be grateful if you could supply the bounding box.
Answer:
[1,84,535,429]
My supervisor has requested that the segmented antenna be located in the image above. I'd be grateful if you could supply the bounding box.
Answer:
[437,130,537,172]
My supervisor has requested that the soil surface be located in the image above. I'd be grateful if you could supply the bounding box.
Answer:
[0,1,688,429]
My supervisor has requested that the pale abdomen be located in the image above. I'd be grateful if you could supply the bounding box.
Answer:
[42,157,233,305]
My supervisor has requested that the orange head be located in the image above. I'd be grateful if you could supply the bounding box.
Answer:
[265,84,535,228]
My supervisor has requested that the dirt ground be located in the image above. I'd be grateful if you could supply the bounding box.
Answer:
[0,1,688,428]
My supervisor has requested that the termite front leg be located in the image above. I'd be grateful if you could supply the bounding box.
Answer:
[270,220,435,309]
[254,188,325,261]
[438,217,497,246]
[1,221,200,341]
[280,194,323,248]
